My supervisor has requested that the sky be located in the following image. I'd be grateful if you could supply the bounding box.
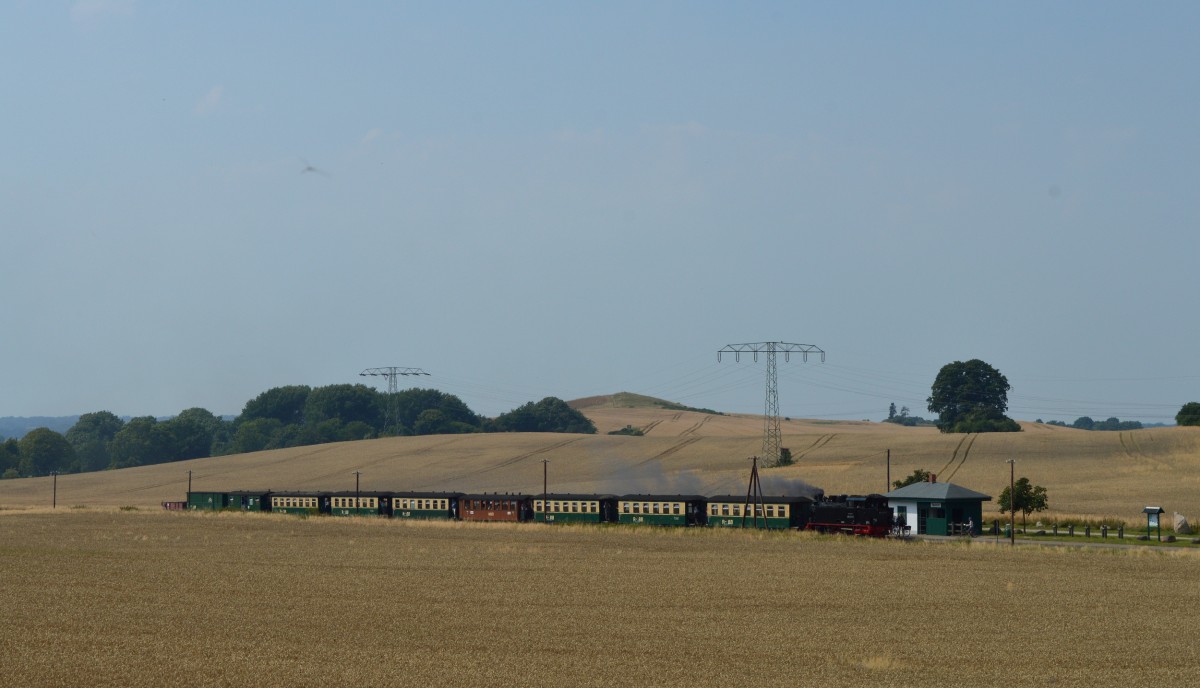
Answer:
[2,2,1199,424]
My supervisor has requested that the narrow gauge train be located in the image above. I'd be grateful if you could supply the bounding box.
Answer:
[184,489,894,536]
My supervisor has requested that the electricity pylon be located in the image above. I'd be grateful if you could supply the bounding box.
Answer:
[718,342,824,466]
[359,367,430,429]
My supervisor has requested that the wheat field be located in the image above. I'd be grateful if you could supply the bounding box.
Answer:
[2,406,1198,522]
[2,509,1198,687]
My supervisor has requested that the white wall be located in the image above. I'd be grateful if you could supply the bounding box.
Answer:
[890,499,918,531]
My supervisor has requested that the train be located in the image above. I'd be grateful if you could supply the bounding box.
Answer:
[182,487,895,536]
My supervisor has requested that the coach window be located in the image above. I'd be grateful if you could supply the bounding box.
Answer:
[766,505,775,518]
[672,504,680,515]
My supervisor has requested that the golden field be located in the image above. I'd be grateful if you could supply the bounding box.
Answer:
[2,402,1199,522]
[2,509,1198,687]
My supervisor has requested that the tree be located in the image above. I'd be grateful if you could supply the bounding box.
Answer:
[65,411,125,473]
[18,428,76,477]
[230,418,284,454]
[393,389,481,434]
[304,384,383,429]
[998,477,1048,530]
[1072,416,1095,430]
[888,403,897,420]
[892,468,932,490]
[108,417,167,469]
[1177,402,1200,427]
[238,386,312,426]
[159,408,221,461]
[491,397,597,434]
[2,437,23,477]
[927,359,1020,433]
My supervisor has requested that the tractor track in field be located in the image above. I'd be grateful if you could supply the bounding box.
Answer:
[414,437,585,488]
[937,435,971,479]
[681,415,712,436]
[1119,432,1170,470]
[943,434,978,483]
[640,420,663,435]
[793,434,837,461]
[634,437,703,467]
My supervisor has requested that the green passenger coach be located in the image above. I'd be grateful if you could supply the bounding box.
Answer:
[617,494,708,526]
[328,491,390,517]
[269,491,329,516]
[391,492,460,520]
[705,495,812,529]
[533,494,617,524]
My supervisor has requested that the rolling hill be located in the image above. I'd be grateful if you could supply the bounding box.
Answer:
[1,397,1198,521]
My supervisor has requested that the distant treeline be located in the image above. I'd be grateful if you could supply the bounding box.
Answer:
[0,386,595,479]
[882,404,937,427]
[1041,416,1143,431]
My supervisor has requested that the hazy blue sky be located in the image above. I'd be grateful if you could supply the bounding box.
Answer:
[3,2,1198,424]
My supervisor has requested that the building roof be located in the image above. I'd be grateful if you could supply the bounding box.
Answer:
[883,482,992,502]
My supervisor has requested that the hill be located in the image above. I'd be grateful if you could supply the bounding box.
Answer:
[1,406,1198,521]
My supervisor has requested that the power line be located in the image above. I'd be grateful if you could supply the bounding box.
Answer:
[718,342,825,467]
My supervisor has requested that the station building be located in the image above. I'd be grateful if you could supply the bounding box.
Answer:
[884,477,991,535]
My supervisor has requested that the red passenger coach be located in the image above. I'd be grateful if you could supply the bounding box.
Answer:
[458,494,533,522]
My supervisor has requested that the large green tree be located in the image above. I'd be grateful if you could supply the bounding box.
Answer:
[304,384,383,430]
[491,397,597,434]
[238,385,312,426]
[230,418,284,454]
[998,477,1049,530]
[18,428,76,477]
[65,411,125,472]
[1177,402,1200,427]
[108,417,168,469]
[160,408,221,460]
[927,359,1021,433]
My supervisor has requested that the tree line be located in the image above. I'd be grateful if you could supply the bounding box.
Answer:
[1,385,595,479]
[1039,416,1143,431]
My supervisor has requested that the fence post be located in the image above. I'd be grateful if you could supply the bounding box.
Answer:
[1085,525,1091,538]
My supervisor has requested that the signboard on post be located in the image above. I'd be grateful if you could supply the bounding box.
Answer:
[1144,506,1165,542]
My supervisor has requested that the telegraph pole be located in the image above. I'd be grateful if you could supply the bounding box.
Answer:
[360,366,430,429]
[718,342,825,466]
[742,456,766,529]
[1006,459,1016,546]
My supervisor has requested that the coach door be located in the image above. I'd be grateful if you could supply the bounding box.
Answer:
[917,505,929,535]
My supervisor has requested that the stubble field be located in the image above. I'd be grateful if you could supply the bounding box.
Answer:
[3,508,1198,687]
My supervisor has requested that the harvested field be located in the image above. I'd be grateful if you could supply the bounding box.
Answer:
[3,509,1199,686]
